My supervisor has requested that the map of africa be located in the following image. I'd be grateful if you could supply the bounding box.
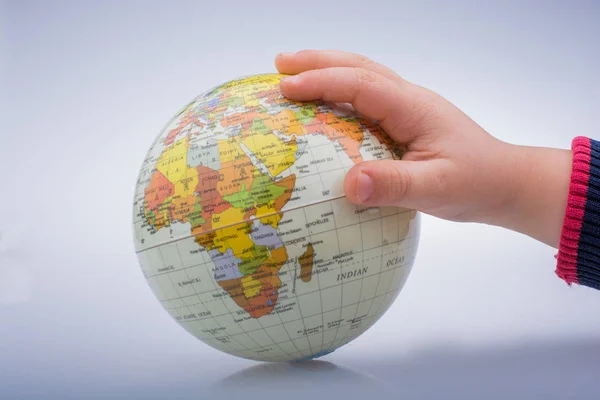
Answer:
[133,74,420,362]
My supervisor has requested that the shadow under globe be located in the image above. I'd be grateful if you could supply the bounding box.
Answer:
[213,360,395,395]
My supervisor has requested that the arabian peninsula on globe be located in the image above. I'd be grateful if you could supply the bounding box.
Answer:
[132,74,421,362]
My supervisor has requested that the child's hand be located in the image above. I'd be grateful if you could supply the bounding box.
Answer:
[276,50,572,248]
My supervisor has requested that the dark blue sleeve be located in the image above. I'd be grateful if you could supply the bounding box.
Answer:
[556,137,600,290]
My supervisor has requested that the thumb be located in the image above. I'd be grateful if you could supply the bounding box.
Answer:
[344,160,445,210]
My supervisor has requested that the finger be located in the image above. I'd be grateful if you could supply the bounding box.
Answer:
[275,50,403,84]
[280,67,421,141]
[344,159,448,211]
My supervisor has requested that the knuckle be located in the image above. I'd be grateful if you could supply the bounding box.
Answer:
[421,96,440,122]
[404,94,440,136]
[414,96,439,123]
[387,166,411,201]
[431,167,450,195]
[353,68,378,87]
[427,167,454,212]
[352,52,375,66]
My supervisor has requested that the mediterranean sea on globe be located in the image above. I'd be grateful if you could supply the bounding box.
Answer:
[132,74,421,362]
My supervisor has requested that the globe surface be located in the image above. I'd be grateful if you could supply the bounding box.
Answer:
[133,74,421,362]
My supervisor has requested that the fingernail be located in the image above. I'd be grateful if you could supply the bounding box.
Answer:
[357,171,374,203]
[281,75,300,85]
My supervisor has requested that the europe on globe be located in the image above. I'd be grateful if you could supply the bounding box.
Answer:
[132,74,421,362]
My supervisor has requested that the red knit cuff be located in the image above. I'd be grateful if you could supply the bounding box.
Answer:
[555,137,591,285]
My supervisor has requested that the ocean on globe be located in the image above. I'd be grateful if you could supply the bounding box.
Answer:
[132,74,421,362]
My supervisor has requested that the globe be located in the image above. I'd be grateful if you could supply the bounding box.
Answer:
[132,74,421,362]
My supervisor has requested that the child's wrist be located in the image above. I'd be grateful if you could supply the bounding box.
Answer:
[490,143,571,247]
[475,141,529,229]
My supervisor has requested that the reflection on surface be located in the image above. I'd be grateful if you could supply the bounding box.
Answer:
[3,337,600,399]
[209,339,600,400]
[214,360,394,395]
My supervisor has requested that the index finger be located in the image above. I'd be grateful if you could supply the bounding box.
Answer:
[280,67,421,142]
[275,50,404,84]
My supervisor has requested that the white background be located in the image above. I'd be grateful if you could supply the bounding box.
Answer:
[1,1,599,399]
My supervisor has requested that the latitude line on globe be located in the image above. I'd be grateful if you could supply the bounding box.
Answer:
[135,194,351,253]
[148,213,413,296]
[147,231,409,284]
[131,139,396,227]
[180,278,407,352]
[166,239,416,325]
[181,284,403,342]
[149,219,415,303]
